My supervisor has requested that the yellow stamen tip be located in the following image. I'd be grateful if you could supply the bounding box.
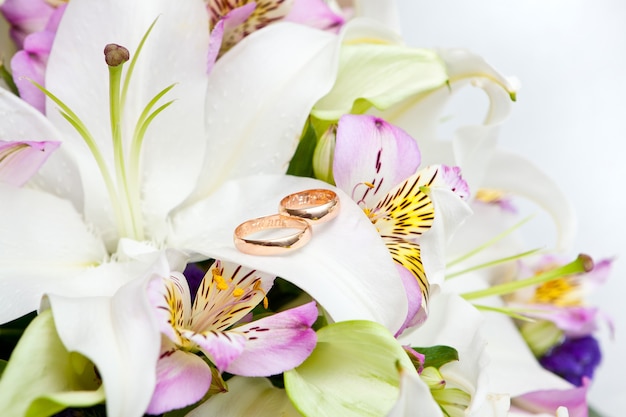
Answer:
[233,288,244,297]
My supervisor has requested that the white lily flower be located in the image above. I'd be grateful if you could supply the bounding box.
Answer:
[398,292,511,417]
[0,1,411,415]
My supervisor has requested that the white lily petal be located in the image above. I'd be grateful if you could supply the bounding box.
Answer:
[0,183,107,323]
[47,256,169,417]
[420,187,473,288]
[45,0,209,234]
[386,368,444,417]
[169,174,407,332]
[0,87,83,210]
[481,149,577,250]
[186,376,301,417]
[483,307,574,397]
[184,22,339,206]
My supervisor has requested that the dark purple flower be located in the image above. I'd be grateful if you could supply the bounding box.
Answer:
[539,335,601,386]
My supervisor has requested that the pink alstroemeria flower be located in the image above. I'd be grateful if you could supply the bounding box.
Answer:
[147,260,318,414]
[332,114,472,334]
[1,0,67,112]
[511,378,590,417]
[206,0,345,59]
[511,255,613,338]
[0,140,59,186]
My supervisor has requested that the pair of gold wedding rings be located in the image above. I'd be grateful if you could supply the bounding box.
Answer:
[233,189,340,256]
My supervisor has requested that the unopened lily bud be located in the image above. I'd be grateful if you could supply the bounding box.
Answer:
[104,43,130,67]
[520,320,563,357]
[420,366,445,390]
[312,125,336,184]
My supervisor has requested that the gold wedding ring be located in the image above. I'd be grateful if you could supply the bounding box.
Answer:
[233,214,312,256]
[278,189,340,224]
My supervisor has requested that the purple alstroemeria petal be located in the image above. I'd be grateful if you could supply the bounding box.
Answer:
[8,3,65,112]
[146,344,213,415]
[207,3,256,74]
[539,337,601,387]
[283,0,345,32]
[185,328,247,372]
[334,114,421,208]
[0,140,59,186]
[0,0,55,47]
[225,301,318,377]
[12,28,56,113]
[394,264,424,337]
[436,165,470,200]
[512,377,589,417]
[207,19,224,74]
[519,304,600,338]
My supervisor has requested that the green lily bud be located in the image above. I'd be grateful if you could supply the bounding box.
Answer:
[420,366,446,390]
[520,320,564,357]
[312,124,336,184]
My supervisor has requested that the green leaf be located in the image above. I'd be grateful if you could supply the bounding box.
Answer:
[311,43,448,121]
[0,60,19,96]
[284,320,414,417]
[412,346,459,370]
[287,122,318,178]
[0,359,6,378]
[0,310,104,417]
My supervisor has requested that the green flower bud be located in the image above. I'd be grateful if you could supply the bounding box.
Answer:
[312,124,336,184]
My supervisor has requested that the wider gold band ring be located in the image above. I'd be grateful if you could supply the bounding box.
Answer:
[278,189,340,224]
[233,214,312,256]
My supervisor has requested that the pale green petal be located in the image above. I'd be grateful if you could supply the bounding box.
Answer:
[0,310,104,417]
[186,377,301,417]
[312,33,447,121]
[284,321,415,417]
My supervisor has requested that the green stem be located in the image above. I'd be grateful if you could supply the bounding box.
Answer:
[462,254,593,301]
[109,65,144,240]
[446,215,534,268]
[33,81,125,237]
[447,248,542,279]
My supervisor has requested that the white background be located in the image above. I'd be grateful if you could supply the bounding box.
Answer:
[396,1,625,415]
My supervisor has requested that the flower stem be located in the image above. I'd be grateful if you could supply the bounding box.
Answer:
[461,254,593,301]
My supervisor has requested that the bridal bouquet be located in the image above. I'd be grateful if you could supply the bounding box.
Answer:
[0,0,612,416]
